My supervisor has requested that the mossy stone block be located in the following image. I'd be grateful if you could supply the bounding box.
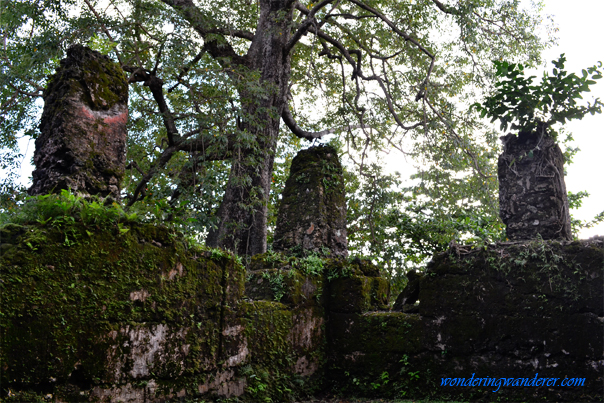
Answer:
[241,301,294,366]
[273,145,347,257]
[0,222,230,388]
[329,276,389,313]
[245,268,324,307]
[30,45,128,200]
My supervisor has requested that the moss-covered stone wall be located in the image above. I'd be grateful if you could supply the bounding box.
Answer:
[0,222,327,402]
[327,238,603,402]
[2,220,602,402]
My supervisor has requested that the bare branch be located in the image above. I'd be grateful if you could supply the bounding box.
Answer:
[282,106,365,141]
[124,66,179,146]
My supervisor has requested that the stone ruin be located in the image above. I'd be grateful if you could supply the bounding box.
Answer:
[29,45,128,200]
[498,126,572,241]
[273,144,348,257]
[4,48,602,401]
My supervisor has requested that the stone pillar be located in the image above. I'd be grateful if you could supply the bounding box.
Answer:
[273,145,348,257]
[498,126,572,240]
[29,45,128,200]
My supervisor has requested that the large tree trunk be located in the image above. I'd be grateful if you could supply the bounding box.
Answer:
[206,0,293,256]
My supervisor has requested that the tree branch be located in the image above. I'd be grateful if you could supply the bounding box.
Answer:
[282,106,365,141]
[205,28,255,41]
[160,0,246,67]
[424,98,494,179]
[7,83,43,98]
[82,0,124,65]
[126,134,231,206]
[430,0,459,15]
[124,66,179,146]
[286,0,337,54]
[346,0,436,93]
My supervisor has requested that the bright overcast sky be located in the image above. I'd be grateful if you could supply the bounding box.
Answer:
[537,0,604,238]
[10,0,604,239]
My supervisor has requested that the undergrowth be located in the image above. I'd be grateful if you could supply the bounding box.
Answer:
[0,189,138,228]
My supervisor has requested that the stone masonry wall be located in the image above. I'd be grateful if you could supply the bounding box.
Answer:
[498,128,572,241]
[273,145,348,258]
[1,219,602,402]
[328,238,603,401]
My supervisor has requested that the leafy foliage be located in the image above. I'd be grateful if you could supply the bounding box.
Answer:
[345,160,504,295]
[1,0,555,256]
[473,54,603,136]
[0,189,138,228]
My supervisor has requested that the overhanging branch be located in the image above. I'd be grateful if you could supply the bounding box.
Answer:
[160,0,246,67]
[282,106,365,141]
[126,133,232,206]
[286,0,337,54]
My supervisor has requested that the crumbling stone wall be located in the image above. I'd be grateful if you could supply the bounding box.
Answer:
[498,127,572,240]
[0,222,327,402]
[29,45,128,200]
[329,238,603,401]
[273,145,348,257]
[1,219,602,402]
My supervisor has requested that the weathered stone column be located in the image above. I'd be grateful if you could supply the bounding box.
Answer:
[273,145,348,257]
[498,126,572,240]
[29,45,128,200]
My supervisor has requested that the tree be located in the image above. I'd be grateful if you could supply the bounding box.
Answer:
[1,0,551,256]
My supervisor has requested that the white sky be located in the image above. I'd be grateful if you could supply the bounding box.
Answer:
[10,0,604,238]
[534,0,604,238]
[383,0,604,239]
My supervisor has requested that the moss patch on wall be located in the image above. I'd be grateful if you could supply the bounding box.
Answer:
[0,217,245,400]
[2,203,601,403]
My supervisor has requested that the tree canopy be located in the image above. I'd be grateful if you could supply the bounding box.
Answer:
[2,0,554,271]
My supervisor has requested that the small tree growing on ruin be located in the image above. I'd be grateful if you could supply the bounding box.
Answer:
[473,55,603,240]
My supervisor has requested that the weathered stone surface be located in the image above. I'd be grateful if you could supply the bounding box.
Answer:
[498,127,572,240]
[2,212,602,402]
[392,269,422,311]
[29,45,128,200]
[329,275,389,313]
[273,145,348,257]
[327,239,603,401]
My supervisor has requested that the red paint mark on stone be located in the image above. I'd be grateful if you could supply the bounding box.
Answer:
[103,111,128,125]
[80,106,95,120]
[306,223,315,235]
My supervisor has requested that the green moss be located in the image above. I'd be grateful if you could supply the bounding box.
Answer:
[328,312,424,398]
[274,145,346,256]
[424,239,603,315]
[239,301,326,401]
[329,276,389,313]
[43,46,127,113]
[80,57,128,110]
[0,219,241,393]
